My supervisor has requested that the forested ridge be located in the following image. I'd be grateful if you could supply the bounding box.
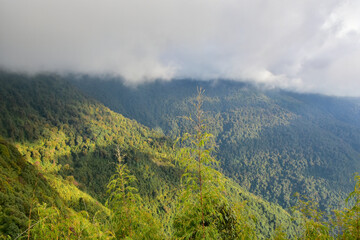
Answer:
[73,77,360,210]
[0,72,304,239]
[2,71,360,239]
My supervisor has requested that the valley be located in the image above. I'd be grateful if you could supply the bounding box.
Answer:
[1,71,360,239]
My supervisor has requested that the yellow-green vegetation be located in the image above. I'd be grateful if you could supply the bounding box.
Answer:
[4,71,351,239]
[105,148,164,239]
[292,173,360,239]
[0,72,177,203]
[173,89,255,239]
[0,138,111,239]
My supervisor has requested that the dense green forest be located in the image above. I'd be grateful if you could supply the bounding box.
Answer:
[73,77,360,210]
[2,71,360,239]
[0,72,305,239]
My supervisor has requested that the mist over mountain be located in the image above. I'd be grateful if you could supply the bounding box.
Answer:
[2,0,360,238]
[2,0,360,96]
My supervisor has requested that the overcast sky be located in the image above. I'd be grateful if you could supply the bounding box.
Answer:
[1,0,360,96]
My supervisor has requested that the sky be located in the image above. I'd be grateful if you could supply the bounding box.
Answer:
[1,0,360,96]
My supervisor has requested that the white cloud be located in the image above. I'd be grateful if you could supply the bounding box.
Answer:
[1,0,360,96]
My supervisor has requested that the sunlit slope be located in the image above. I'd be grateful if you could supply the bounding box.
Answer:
[74,77,360,209]
[0,137,112,239]
[0,72,301,238]
[0,72,178,202]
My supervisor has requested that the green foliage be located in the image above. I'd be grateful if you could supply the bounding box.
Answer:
[293,193,332,239]
[31,203,113,239]
[333,173,360,239]
[0,138,54,239]
[272,225,288,240]
[294,173,360,239]
[0,138,111,239]
[106,148,163,239]
[75,78,360,211]
[173,89,255,239]
[0,72,302,238]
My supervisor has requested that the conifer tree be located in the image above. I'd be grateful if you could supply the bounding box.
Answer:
[106,148,163,239]
[173,88,253,239]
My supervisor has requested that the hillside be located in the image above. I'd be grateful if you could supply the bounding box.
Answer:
[73,77,360,210]
[0,72,301,239]
[0,137,113,239]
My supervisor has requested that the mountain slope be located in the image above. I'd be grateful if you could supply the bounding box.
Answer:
[0,137,113,239]
[0,72,301,238]
[0,72,180,202]
[73,77,360,209]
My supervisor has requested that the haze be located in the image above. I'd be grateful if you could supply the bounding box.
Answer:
[1,0,360,96]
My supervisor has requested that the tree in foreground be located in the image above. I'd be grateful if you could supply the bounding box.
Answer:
[173,88,254,239]
[295,173,360,239]
[293,193,332,239]
[333,173,360,239]
[106,148,163,240]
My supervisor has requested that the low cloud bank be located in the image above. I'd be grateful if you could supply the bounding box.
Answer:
[1,0,360,96]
